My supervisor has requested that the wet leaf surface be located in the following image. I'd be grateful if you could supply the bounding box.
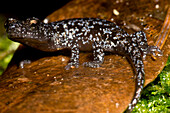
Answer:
[0,0,169,113]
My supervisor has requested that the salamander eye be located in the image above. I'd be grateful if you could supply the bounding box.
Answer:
[26,17,40,26]
[29,19,39,28]
[30,19,38,25]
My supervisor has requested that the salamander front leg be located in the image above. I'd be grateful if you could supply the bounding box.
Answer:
[65,45,79,70]
[83,42,104,68]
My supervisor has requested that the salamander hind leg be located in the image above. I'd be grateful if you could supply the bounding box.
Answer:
[145,45,163,57]
[132,31,163,59]
[83,42,104,68]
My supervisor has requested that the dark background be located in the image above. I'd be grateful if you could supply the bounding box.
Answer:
[0,0,70,19]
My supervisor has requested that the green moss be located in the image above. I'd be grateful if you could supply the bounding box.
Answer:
[133,56,170,113]
[0,15,19,75]
[0,36,19,75]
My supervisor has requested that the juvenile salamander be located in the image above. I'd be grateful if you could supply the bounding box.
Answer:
[5,17,162,112]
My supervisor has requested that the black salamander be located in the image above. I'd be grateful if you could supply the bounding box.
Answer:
[5,17,162,112]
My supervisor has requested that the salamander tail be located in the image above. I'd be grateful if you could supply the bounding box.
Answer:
[125,48,145,113]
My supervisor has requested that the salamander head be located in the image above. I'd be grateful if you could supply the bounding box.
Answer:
[4,17,62,51]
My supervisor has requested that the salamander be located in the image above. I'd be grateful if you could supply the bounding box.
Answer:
[4,17,162,112]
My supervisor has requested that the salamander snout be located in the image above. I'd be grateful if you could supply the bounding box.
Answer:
[4,18,17,30]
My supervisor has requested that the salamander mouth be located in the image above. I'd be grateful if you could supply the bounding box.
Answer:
[7,32,23,40]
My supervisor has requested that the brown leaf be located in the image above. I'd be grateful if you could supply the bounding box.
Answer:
[0,0,169,113]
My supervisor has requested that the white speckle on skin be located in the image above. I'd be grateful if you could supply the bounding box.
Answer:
[68,33,73,39]
[63,24,68,29]
[111,41,117,47]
